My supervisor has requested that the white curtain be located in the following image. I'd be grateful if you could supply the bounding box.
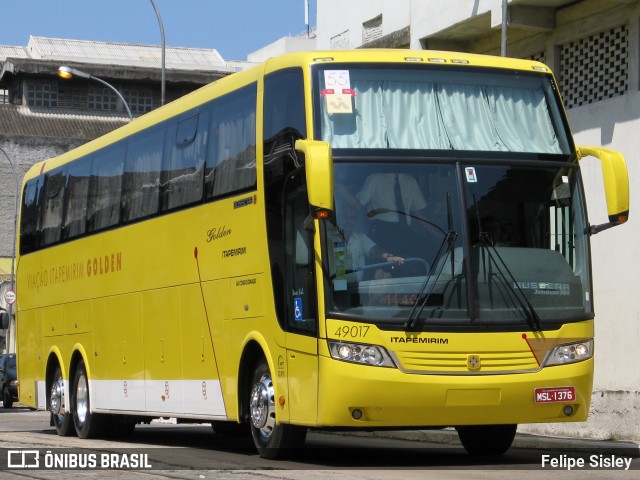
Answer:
[122,128,163,222]
[321,80,562,154]
[209,109,256,197]
[163,116,207,211]
[320,80,386,148]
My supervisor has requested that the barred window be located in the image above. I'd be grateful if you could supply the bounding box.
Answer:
[26,80,58,107]
[559,25,628,109]
[124,85,155,114]
[88,84,117,111]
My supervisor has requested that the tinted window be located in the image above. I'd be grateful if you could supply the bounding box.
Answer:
[87,144,124,232]
[264,68,306,142]
[161,110,208,211]
[41,167,66,246]
[63,157,91,240]
[122,125,164,222]
[205,84,257,199]
[20,177,44,254]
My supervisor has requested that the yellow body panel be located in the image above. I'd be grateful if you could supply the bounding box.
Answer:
[317,355,592,426]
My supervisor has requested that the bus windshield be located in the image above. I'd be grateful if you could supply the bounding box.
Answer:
[313,64,572,155]
[322,161,591,329]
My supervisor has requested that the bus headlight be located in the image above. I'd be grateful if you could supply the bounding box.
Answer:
[328,341,396,368]
[543,339,593,366]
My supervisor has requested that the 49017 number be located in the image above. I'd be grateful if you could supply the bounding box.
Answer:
[333,325,370,338]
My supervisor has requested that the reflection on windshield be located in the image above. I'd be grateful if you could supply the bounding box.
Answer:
[325,162,463,319]
[323,162,591,329]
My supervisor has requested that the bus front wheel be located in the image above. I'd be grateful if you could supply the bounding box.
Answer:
[248,359,306,459]
[71,359,106,439]
[49,364,74,436]
[456,424,517,455]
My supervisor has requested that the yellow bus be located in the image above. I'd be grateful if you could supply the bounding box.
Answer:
[15,50,629,458]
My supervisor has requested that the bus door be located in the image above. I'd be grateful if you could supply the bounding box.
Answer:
[282,170,318,424]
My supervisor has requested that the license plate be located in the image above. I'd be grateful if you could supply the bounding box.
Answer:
[534,386,576,403]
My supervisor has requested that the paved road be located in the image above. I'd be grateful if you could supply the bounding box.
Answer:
[0,406,637,479]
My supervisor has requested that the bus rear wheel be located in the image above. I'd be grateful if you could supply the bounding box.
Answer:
[456,424,517,455]
[50,364,74,436]
[248,359,306,459]
[71,359,106,439]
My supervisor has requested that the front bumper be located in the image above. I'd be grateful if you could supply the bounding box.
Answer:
[316,355,593,427]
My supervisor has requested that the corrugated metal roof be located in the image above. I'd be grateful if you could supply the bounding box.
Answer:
[0,46,28,61]
[26,36,229,71]
[0,104,127,140]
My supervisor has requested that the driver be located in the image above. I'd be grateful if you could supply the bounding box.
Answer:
[331,185,404,285]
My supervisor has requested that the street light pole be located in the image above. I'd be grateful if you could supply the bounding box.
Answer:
[58,66,133,121]
[0,146,19,353]
[501,0,509,57]
[149,0,166,106]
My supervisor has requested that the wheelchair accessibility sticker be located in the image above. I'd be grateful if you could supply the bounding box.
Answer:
[294,297,303,322]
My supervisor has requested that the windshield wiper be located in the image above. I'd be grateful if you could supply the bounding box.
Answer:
[477,234,542,332]
[404,192,458,332]
[404,230,458,332]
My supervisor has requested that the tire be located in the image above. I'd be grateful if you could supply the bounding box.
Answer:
[2,387,13,408]
[71,359,106,439]
[456,424,517,455]
[49,364,74,436]
[248,359,306,459]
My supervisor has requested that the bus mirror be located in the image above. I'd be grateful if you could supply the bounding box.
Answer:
[577,146,630,234]
[295,139,334,211]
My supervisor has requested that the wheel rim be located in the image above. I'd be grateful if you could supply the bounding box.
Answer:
[50,374,65,423]
[75,371,89,427]
[249,372,275,441]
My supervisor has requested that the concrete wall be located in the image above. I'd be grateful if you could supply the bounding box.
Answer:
[248,36,317,63]
[317,0,410,49]
[315,0,640,441]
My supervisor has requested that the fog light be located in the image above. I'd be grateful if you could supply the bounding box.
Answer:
[351,409,363,420]
[563,405,574,416]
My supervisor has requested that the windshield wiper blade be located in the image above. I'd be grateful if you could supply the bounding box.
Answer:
[404,230,458,332]
[404,192,458,332]
[478,233,542,331]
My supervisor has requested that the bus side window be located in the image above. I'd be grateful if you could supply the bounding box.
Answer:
[41,167,66,247]
[205,83,257,200]
[62,156,91,240]
[20,177,44,254]
[264,68,306,145]
[161,111,208,211]
[122,125,164,222]
[87,144,124,232]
